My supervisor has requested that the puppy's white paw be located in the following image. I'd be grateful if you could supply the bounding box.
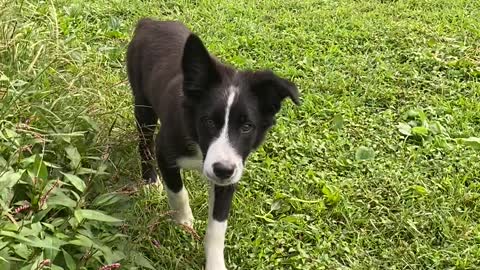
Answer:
[206,262,227,270]
[173,207,194,227]
[166,187,194,227]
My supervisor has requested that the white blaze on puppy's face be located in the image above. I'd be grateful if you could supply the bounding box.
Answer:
[203,86,244,186]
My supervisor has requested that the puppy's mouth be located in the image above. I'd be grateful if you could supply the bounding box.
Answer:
[203,171,237,186]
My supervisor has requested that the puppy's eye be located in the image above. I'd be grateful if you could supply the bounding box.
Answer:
[240,123,254,133]
[202,117,215,129]
[207,119,215,128]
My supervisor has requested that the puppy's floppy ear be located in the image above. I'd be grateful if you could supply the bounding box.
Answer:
[249,70,300,115]
[182,34,220,99]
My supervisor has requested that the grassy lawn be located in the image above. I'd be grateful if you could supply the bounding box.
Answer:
[1,0,480,269]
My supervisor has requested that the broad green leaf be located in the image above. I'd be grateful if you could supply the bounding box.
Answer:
[75,209,122,223]
[397,122,411,136]
[70,189,80,201]
[47,191,77,208]
[0,170,22,190]
[0,156,7,170]
[65,145,81,169]
[63,249,76,270]
[417,110,427,124]
[0,231,59,250]
[254,214,275,223]
[77,228,94,239]
[43,235,66,260]
[404,109,419,119]
[412,185,428,196]
[18,227,38,238]
[404,109,427,124]
[429,121,446,135]
[20,155,61,169]
[102,233,128,242]
[68,235,94,248]
[355,146,375,161]
[92,192,126,208]
[0,249,10,269]
[30,154,48,180]
[460,137,480,149]
[79,115,99,131]
[28,237,62,251]
[0,199,9,212]
[50,218,66,227]
[281,215,303,224]
[43,161,62,169]
[331,114,344,130]
[322,184,341,205]
[411,126,428,136]
[76,167,108,175]
[41,222,55,232]
[0,241,8,250]
[32,209,52,223]
[74,209,83,223]
[21,155,44,169]
[2,223,18,232]
[66,217,77,229]
[2,128,19,141]
[132,251,156,270]
[0,231,36,245]
[55,232,69,240]
[13,244,31,259]
[270,200,282,212]
[99,245,115,264]
[30,222,43,236]
[109,250,126,264]
[61,173,86,192]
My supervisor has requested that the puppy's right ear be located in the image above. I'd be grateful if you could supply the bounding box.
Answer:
[182,34,220,99]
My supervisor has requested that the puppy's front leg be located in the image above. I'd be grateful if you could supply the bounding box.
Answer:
[205,184,235,270]
[156,140,194,226]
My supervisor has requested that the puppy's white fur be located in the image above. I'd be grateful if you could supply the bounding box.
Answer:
[165,186,194,226]
[205,184,228,270]
[203,87,243,186]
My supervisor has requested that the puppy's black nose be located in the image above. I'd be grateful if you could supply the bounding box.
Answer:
[212,162,235,180]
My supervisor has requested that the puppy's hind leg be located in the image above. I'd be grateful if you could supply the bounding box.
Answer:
[134,96,159,184]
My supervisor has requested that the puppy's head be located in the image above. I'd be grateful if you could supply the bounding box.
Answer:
[182,33,299,186]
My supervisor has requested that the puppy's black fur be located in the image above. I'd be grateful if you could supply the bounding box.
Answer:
[126,18,299,269]
[127,19,298,188]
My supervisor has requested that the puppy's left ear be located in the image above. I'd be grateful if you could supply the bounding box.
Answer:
[249,70,300,115]
[182,33,220,99]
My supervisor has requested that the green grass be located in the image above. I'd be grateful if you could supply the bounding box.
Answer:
[1,0,480,269]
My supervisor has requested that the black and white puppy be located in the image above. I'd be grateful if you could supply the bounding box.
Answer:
[126,18,299,270]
